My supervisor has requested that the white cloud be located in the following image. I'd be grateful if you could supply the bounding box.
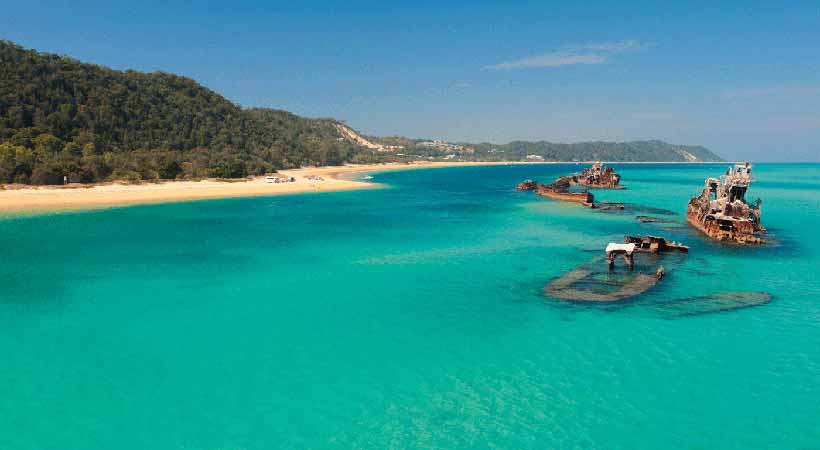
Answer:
[485,40,649,71]
[582,40,649,52]
[487,52,606,70]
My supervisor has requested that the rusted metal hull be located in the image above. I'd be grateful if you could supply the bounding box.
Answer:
[686,210,765,245]
[572,178,626,189]
[535,187,592,204]
[573,162,623,189]
[517,178,594,204]
[685,162,765,245]
[516,180,538,191]
[624,235,689,253]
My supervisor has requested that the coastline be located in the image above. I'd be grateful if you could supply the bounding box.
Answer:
[0,160,725,215]
[0,161,545,214]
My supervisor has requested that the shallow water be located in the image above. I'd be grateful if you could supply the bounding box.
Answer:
[1,163,819,449]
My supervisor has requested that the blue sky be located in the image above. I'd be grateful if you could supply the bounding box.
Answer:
[3,0,820,161]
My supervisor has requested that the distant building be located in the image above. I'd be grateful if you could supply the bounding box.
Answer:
[417,140,472,153]
[526,154,545,161]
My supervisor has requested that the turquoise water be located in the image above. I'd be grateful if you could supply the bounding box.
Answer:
[1,164,819,449]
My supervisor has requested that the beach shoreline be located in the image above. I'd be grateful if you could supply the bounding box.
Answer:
[0,160,726,214]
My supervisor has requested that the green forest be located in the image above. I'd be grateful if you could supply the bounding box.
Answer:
[468,140,722,162]
[1,40,722,185]
[0,40,377,184]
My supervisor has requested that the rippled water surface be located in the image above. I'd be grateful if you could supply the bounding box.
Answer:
[1,164,819,449]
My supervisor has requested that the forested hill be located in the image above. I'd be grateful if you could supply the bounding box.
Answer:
[469,140,723,162]
[0,40,722,185]
[0,40,365,184]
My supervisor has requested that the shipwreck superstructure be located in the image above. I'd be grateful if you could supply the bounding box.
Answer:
[573,162,622,189]
[686,162,765,244]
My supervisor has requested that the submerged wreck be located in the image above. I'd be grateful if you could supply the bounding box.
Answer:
[546,255,665,302]
[686,162,765,244]
[516,162,624,207]
[654,292,772,318]
[517,177,593,205]
[635,215,674,224]
[573,162,623,189]
[546,235,688,302]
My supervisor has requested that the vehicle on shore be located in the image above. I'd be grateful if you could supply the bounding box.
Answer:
[265,175,295,184]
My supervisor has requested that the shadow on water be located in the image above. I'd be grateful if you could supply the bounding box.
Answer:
[679,268,717,277]
[595,203,679,216]
[682,226,801,259]
[749,229,803,258]
[415,199,516,219]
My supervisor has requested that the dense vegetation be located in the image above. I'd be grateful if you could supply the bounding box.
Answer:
[467,140,722,162]
[0,40,721,185]
[0,40,373,184]
[369,138,722,163]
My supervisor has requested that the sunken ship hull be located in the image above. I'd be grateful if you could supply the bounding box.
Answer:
[545,265,662,302]
[654,292,772,318]
[535,185,592,203]
[517,178,593,204]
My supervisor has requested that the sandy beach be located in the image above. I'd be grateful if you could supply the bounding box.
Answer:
[0,161,560,214]
[0,160,728,214]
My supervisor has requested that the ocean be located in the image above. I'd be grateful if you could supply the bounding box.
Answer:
[1,163,818,449]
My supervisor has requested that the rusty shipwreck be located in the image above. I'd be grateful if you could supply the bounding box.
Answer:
[517,177,593,205]
[686,162,765,244]
[572,162,623,189]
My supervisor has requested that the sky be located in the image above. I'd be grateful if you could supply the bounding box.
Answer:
[3,0,820,161]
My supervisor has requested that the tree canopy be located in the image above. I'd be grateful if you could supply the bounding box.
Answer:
[0,40,721,184]
[0,40,367,184]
